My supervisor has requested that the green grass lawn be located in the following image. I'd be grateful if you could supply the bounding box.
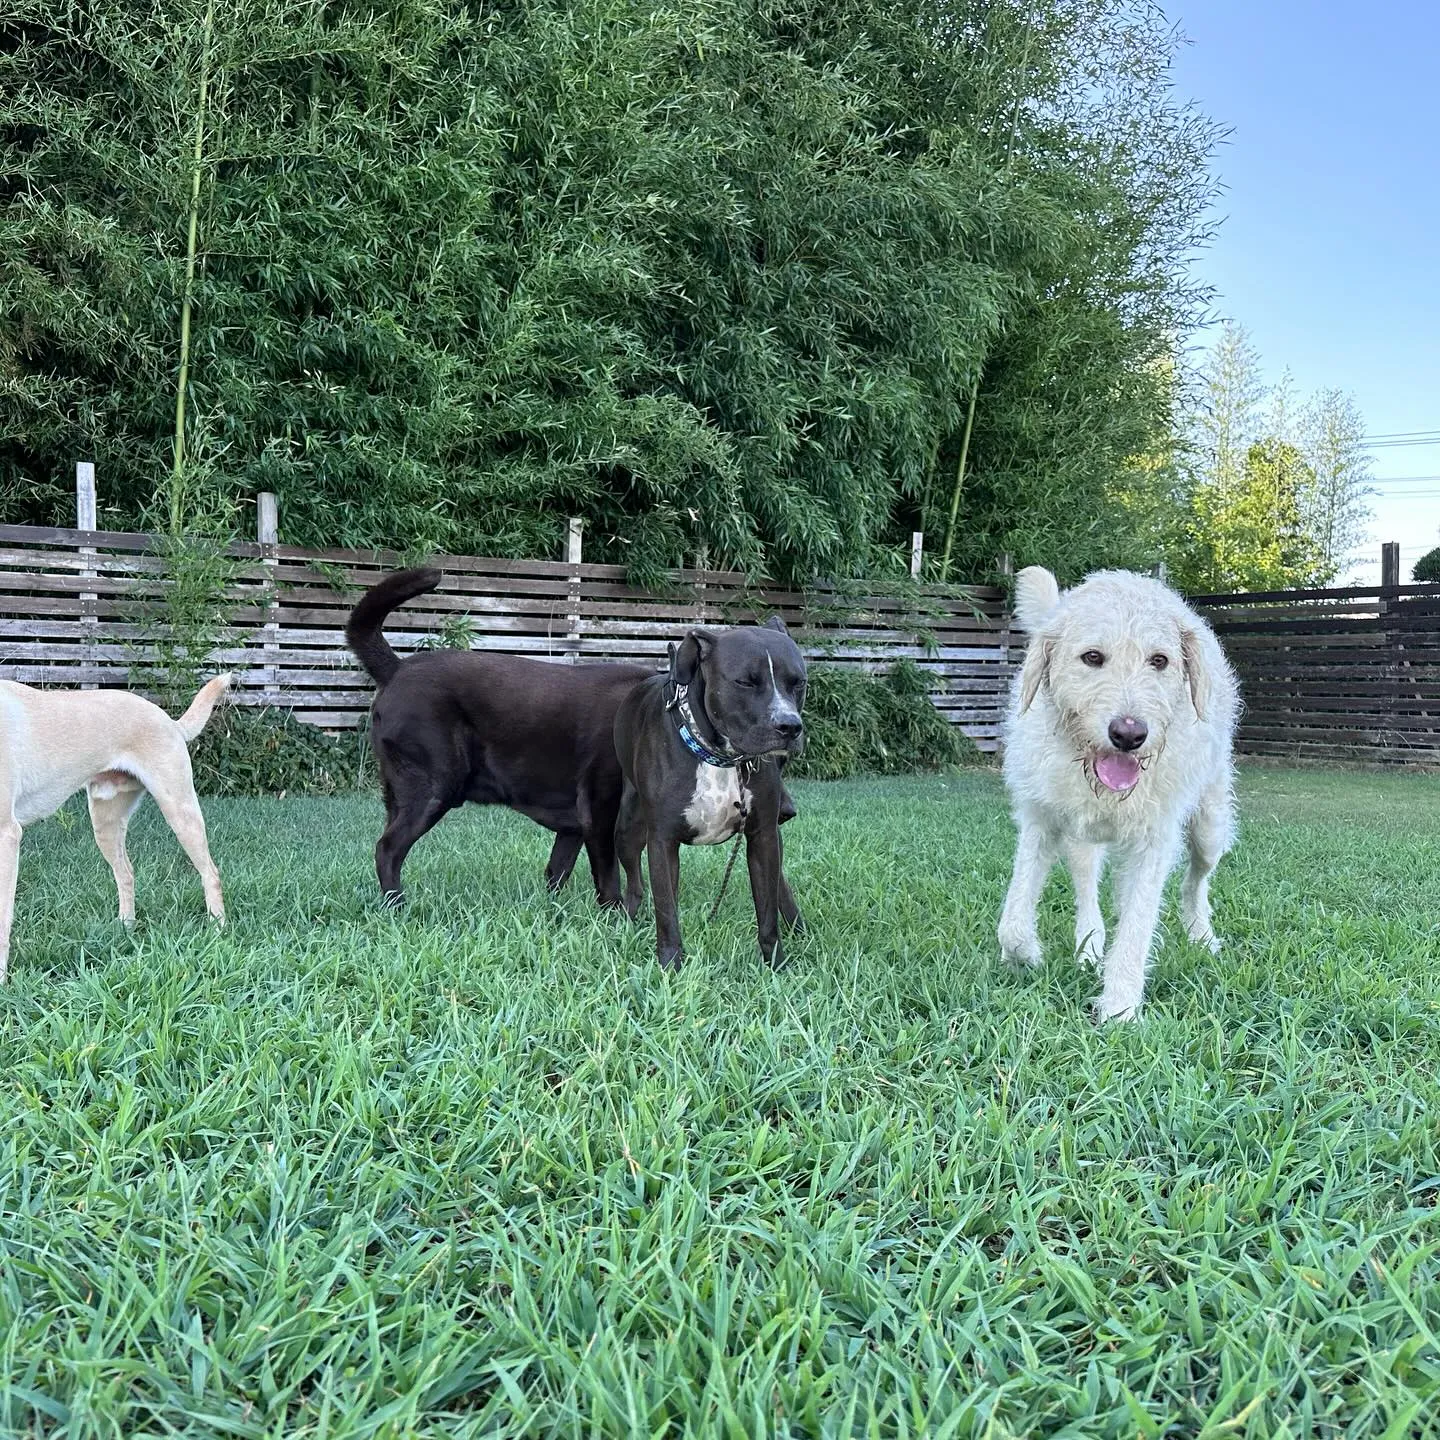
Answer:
[2,766,1437,1438]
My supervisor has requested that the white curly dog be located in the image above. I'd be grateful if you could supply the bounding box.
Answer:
[997,566,1240,1021]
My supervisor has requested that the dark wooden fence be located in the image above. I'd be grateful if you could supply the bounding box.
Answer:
[3,464,1436,767]
[0,519,1012,752]
[1190,578,1440,765]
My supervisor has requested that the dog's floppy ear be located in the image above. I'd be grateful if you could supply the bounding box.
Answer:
[1180,626,1210,720]
[1018,635,1052,713]
[763,615,788,634]
[672,627,718,686]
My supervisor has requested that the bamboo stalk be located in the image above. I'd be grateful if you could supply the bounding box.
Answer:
[939,380,979,581]
[170,0,217,535]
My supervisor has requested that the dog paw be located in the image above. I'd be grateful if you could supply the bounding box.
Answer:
[1189,929,1222,956]
[1000,940,1044,971]
[1093,994,1141,1024]
[1074,938,1104,971]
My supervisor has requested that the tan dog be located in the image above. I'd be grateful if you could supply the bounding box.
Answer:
[0,674,231,980]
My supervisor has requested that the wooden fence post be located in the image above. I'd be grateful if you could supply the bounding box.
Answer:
[1380,541,1400,591]
[257,492,280,707]
[1152,560,1168,583]
[1379,540,1400,628]
[1378,541,1403,744]
[910,532,924,579]
[565,517,583,661]
[76,461,98,689]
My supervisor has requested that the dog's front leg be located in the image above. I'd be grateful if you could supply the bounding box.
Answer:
[1096,838,1178,1022]
[647,834,685,970]
[998,821,1054,969]
[0,818,19,983]
[746,824,785,969]
[1061,840,1106,967]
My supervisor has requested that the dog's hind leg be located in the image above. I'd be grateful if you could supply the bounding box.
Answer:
[615,782,648,920]
[1181,778,1234,954]
[87,777,147,926]
[998,822,1054,969]
[147,772,225,926]
[1061,840,1106,968]
[544,831,583,892]
[0,816,19,983]
[580,782,623,910]
[583,829,622,910]
[375,787,449,906]
[777,832,803,934]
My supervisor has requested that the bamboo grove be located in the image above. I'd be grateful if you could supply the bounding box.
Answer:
[1,1,1219,583]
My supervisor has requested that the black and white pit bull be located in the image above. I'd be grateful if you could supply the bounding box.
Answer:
[614,618,807,970]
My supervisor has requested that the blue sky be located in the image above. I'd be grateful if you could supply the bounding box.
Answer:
[1167,0,1439,581]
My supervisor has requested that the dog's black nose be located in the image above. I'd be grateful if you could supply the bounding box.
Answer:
[1108,716,1148,752]
[775,717,803,741]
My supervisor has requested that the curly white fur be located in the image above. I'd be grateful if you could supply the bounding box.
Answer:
[998,567,1240,1021]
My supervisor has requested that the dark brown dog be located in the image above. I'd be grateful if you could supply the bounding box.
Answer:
[346,567,652,906]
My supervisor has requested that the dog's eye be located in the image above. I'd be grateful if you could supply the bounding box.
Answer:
[735,676,758,689]
[1080,650,1105,668]
[1148,653,1169,671]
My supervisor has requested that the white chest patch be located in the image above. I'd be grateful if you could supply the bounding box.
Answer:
[683,762,749,845]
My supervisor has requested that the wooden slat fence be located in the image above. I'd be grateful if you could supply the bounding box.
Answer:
[0,523,1013,752]
[1190,581,1440,765]
[8,498,1431,767]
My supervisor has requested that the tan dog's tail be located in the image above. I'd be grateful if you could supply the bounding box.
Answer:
[176,673,232,742]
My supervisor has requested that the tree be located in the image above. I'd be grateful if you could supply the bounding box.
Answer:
[1415,546,1440,583]
[1169,321,1267,591]
[1192,321,1268,497]
[1300,388,1375,580]
[1175,438,1327,593]
[1168,324,1376,593]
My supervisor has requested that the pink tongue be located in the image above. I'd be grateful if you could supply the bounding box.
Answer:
[1095,752,1142,791]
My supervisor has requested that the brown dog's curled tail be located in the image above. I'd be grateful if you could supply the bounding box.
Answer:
[345,566,443,685]
[176,673,232,742]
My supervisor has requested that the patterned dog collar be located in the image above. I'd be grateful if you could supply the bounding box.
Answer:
[666,682,743,768]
